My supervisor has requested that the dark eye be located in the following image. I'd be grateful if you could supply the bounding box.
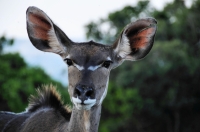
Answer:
[65,59,73,66]
[102,61,112,68]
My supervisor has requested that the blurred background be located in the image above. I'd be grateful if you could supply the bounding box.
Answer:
[0,0,200,132]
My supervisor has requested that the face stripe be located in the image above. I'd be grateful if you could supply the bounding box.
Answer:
[65,55,84,71]
[98,80,109,105]
[74,63,84,70]
[88,65,100,71]
[107,56,111,61]
[88,56,112,71]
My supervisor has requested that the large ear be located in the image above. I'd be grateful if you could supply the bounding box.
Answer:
[113,18,157,61]
[26,6,72,56]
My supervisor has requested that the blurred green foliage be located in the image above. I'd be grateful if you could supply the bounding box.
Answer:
[0,37,71,112]
[85,0,200,132]
[0,36,14,53]
[1,0,200,131]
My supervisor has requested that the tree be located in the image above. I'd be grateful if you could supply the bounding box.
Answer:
[85,0,200,132]
[0,36,71,112]
[0,36,14,54]
[85,1,151,44]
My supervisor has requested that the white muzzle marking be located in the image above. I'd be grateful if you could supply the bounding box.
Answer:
[72,97,96,110]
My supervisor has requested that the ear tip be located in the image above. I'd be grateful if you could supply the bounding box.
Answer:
[137,17,157,25]
[146,17,157,24]
[26,6,48,22]
[27,6,39,10]
[26,6,41,14]
[142,18,157,29]
[127,18,157,31]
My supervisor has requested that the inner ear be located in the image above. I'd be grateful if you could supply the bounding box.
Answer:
[26,6,73,56]
[28,13,52,41]
[113,18,157,61]
[126,26,156,49]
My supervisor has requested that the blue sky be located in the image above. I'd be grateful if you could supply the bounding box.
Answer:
[1,0,186,86]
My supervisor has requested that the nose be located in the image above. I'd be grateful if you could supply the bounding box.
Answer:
[74,84,95,103]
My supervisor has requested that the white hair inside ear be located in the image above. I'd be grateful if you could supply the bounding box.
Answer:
[114,33,132,59]
[113,18,157,62]
[47,28,65,54]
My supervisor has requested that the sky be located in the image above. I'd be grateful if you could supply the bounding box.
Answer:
[0,0,176,86]
[0,0,175,39]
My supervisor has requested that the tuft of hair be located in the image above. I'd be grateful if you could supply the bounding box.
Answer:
[27,84,71,119]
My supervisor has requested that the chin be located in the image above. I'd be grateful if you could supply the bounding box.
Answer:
[74,103,95,110]
[72,97,96,110]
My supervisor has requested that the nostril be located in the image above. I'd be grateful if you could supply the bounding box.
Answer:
[75,88,81,96]
[85,89,94,97]
[74,85,95,101]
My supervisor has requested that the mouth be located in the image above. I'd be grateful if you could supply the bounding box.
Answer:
[72,97,96,110]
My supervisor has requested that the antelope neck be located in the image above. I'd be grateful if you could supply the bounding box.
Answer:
[67,105,101,132]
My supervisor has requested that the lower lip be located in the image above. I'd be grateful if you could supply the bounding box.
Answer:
[75,103,95,110]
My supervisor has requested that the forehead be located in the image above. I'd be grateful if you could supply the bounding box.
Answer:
[69,42,112,64]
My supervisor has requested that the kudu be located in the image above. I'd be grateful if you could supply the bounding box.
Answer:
[0,6,157,132]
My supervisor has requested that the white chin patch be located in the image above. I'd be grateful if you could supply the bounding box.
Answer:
[72,97,96,110]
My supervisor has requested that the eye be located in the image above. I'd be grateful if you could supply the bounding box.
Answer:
[102,61,112,68]
[64,59,73,66]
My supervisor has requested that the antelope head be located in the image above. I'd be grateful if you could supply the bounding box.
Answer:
[26,6,157,111]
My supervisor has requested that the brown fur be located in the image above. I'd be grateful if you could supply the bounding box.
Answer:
[27,84,71,119]
[0,85,71,132]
